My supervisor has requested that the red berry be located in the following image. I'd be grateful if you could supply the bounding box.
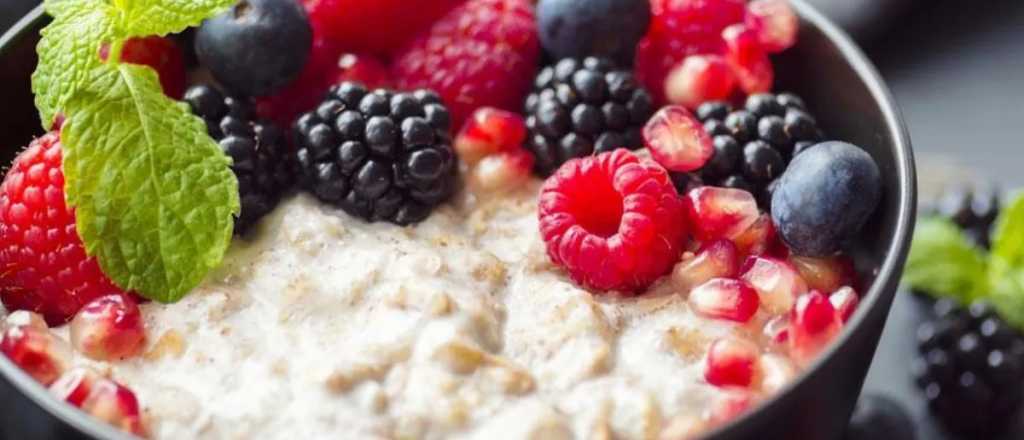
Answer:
[763,314,790,344]
[731,213,779,257]
[393,0,540,130]
[788,255,855,293]
[303,0,463,57]
[673,239,739,291]
[665,54,737,109]
[643,106,714,172]
[739,256,807,314]
[539,149,688,292]
[722,24,774,94]
[471,149,535,191]
[707,389,755,426]
[684,186,760,242]
[0,324,69,385]
[745,0,799,53]
[830,286,859,323]
[5,310,48,330]
[102,37,187,99]
[456,107,529,164]
[70,294,146,361]
[689,278,759,323]
[759,353,796,394]
[635,0,747,104]
[790,290,841,365]
[52,368,145,436]
[705,337,759,387]
[0,133,129,325]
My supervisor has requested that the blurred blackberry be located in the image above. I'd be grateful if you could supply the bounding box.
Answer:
[184,85,297,235]
[912,299,1024,437]
[524,57,654,176]
[293,83,458,226]
[928,183,1001,249]
[694,92,825,209]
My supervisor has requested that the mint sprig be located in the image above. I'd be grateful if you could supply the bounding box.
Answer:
[905,193,1024,329]
[31,0,239,303]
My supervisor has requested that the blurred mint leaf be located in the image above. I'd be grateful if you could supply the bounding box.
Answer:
[904,216,989,304]
[988,193,1024,328]
[112,0,235,39]
[62,63,239,303]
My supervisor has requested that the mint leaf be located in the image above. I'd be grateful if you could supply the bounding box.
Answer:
[904,216,989,303]
[991,270,1024,331]
[987,194,1024,328]
[61,63,239,303]
[32,0,113,128]
[113,0,235,39]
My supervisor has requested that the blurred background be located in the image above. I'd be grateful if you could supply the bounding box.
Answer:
[3,0,1024,438]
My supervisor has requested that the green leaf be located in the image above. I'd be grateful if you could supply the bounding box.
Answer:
[903,216,989,303]
[61,63,240,303]
[112,0,236,38]
[987,194,1024,329]
[991,270,1024,331]
[31,0,114,128]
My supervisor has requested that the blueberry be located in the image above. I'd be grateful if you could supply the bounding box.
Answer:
[845,395,916,440]
[537,0,651,65]
[195,0,312,97]
[771,141,881,257]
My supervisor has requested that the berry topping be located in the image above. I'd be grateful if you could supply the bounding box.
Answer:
[393,0,540,129]
[732,214,780,257]
[789,290,841,365]
[302,0,463,57]
[664,54,737,110]
[788,255,855,293]
[536,0,651,65]
[69,294,146,361]
[913,300,1024,437]
[692,92,825,208]
[102,36,187,99]
[456,107,528,165]
[195,0,313,97]
[51,368,146,436]
[295,83,459,226]
[744,0,799,54]
[0,324,70,386]
[643,106,714,172]
[829,286,859,323]
[722,24,773,94]
[689,278,760,323]
[471,150,536,192]
[771,141,882,257]
[538,149,688,292]
[673,239,740,291]
[5,310,48,331]
[0,133,129,324]
[928,183,1001,249]
[739,256,807,314]
[684,186,760,242]
[185,85,299,234]
[707,389,756,426]
[705,337,760,388]
[524,57,654,176]
[759,353,797,394]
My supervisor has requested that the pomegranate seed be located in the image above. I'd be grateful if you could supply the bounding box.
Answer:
[685,187,760,242]
[329,53,392,90]
[82,377,145,436]
[705,337,760,387]
[471,149,535,191]
[722,24,774,94]
[706,388,755,426]
[731,214,779,257]
[745,0,799,53]
[759,353,796,394]
[690,278,759,323]
[643,105,714,172]
[790,290,841,365]
[664,55,737,109]
[455,107,528,165]
[739,256,808,314]
[70,294,145,361]
[789,255,855,293]
[830,286,860,323]
[5,310,48,330]
[763,314,790,344]
[673,239,740,291]
[50,367,102,407]
[0,325,69,385]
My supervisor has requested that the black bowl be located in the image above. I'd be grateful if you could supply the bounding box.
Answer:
[0,2,915,439]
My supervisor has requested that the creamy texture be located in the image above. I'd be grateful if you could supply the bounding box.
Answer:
[56,182,790,440]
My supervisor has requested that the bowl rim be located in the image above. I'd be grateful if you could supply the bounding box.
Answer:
[0,1,916,439]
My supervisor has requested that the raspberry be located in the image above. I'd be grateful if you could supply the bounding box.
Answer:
[0,133,129,325]
[303,0,463,57]
[393,0,541,130]
[538,149,688,292]
[102,37,187,99]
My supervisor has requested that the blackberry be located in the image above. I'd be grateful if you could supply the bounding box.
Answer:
[694,92,826,209]
[184,85,297,235]
[913,299,1024,437]
[293,83,458,226]
[524,57,654,176]
[929,183,1001,249]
